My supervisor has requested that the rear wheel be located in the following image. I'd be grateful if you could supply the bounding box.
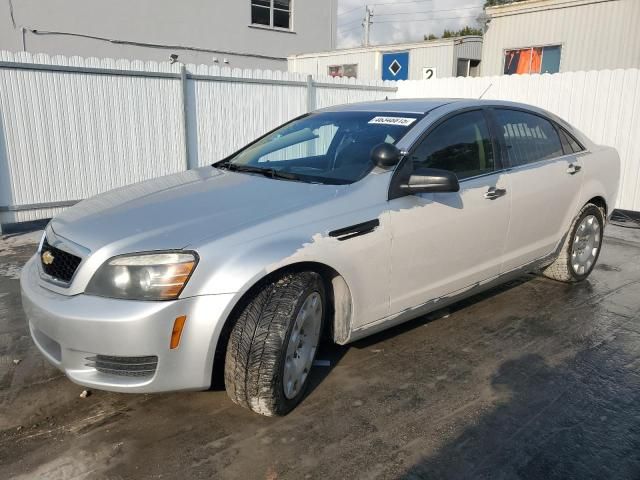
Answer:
[224,271,325,416]
[542,203,605,282]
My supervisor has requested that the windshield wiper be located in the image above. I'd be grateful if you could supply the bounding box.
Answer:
[216,162,304,182]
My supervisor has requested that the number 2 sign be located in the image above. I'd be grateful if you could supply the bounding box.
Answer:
[422,67,437,80]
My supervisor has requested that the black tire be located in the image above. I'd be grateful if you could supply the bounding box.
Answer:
[542,203,605,282]
[224,271,325,416]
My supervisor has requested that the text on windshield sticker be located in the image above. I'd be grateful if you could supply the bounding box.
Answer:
[368,116,417,126]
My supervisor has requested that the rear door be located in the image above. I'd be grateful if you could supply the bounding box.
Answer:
[491,108,584,272]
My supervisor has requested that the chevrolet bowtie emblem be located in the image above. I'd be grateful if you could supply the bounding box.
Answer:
[41,250,55,265]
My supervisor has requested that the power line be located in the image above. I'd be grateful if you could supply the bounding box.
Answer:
[373,13,479,23]
[375,5,483,18]
[338,18,363,27]
[369,0,435,6]
[338,2,484,21]
[337,2,484,43]
[337,5,365,17]
[340,24,363,33]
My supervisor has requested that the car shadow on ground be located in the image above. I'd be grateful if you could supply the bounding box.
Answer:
[303,275,536,403]
[350,275,535,350]
[400,344,640,479]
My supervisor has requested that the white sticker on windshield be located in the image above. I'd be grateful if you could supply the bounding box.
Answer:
[368,116,417,126]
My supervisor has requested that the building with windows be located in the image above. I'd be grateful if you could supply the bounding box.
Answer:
[288,36,483,81]
[0,0,337,69]
[482,0,640,76]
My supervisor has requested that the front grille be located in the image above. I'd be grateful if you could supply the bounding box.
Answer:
[40,238,82,283]
[85,355,158,378]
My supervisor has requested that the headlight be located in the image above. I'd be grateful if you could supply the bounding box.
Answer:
[86,251,198,300]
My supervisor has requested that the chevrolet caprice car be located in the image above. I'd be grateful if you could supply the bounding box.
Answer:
[21,99,620,416]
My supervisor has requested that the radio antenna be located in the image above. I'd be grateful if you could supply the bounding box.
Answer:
[479,83,493,99]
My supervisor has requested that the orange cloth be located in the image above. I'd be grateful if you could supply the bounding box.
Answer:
[516,48,543,74]
[516,49,531,74]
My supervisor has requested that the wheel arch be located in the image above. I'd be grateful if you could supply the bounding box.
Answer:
[210,260,353,389]
[585,195,608,218]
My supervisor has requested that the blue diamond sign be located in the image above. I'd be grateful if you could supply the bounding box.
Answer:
[382,51,409,81]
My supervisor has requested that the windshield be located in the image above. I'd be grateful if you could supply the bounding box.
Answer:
[217,111,421,184]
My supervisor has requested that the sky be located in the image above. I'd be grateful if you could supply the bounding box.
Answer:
[337,0,486,48]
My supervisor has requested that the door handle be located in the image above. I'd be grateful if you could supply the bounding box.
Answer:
[567,163,582,175]
[484,187,507,200]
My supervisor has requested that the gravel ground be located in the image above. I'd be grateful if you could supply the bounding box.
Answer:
[0,226,639,479]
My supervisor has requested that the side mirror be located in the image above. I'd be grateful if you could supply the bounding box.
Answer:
[400,167,460,194]
[371,143,402,169]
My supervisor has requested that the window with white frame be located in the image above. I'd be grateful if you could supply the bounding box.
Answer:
[251,0,292,29]
[328,64,358,79]
[503,45,561,75]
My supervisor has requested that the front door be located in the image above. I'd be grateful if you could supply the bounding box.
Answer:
[387,110,511,316]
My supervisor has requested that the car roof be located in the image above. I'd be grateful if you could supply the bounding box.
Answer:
[315,98,591,148]
[317,98,460,114]
[316,98,557,116]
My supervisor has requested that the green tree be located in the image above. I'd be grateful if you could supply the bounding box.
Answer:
[424,33,438,40]
[442,26,483,38]
[484,0,526,6]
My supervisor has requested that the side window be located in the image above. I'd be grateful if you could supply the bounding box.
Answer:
[495,109,563,166]
[558,128,573,155]
[410,111,495,180]
[558,127,584,153]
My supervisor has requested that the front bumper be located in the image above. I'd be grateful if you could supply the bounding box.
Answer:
[20,256,236,393]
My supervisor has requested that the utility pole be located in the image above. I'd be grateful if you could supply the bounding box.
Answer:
[363,6,373,47]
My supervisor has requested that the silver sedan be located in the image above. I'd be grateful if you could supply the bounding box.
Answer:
[21,99,620,416]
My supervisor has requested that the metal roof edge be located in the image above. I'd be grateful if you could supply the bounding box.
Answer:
[287,36,483,60]
[486,0,620,17]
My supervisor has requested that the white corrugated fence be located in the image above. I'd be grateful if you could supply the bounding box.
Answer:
[0,50,396,229]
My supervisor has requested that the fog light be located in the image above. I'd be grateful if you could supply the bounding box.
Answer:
[170,315,187,349]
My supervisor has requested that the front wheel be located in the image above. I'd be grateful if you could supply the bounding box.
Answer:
[542,203,605,282]
[224,271,325,416]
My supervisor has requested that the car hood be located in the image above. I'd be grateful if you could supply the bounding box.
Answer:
[50,167,342,253]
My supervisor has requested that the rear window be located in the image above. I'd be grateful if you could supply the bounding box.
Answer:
[494,109,564,167]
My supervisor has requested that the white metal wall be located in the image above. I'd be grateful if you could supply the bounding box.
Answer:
[0,50,396,227]
[408,44,456,79]
[288,38,483,81]
[482,0,640,76]
[397,69,640,211]
[289,50,381,81]
[454,38,483,63]
[287,43,456,81]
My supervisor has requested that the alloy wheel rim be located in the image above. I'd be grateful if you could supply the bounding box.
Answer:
[283,291,322,400]
[571,214,601,276]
